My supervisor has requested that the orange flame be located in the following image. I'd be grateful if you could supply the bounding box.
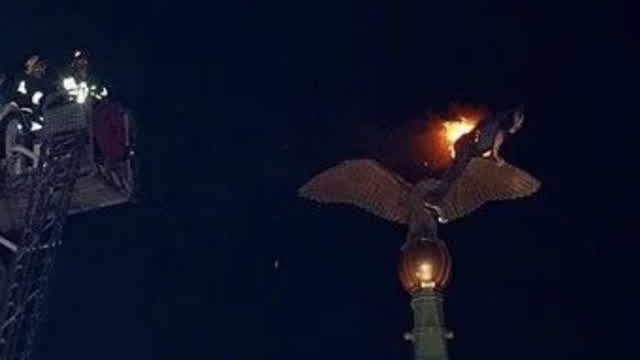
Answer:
[442,116,478,158]
[413,103,490,172]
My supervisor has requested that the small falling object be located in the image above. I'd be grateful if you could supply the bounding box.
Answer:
[274,259,279,269]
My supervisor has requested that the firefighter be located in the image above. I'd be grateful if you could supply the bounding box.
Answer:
[71,49,89,81]
[1,55,50,174]
[13,55,51,112]
[63,50,109,104]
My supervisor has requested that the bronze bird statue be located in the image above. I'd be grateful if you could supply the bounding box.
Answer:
[298,107,540,248]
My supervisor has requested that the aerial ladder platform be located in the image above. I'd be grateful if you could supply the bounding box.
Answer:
[0,92,138,359]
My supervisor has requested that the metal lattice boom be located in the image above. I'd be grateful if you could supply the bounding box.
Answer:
[0,90,138,359]
[0,99,87,360]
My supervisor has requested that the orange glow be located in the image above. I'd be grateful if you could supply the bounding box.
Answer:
[412,103,490,173]
[416,262,436,288]
[442,116,477,158]
[398,239,452,292]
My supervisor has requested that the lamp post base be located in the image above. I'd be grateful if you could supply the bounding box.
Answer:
[405,288,452,360]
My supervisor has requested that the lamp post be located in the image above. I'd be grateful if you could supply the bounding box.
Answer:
[399,238,453,360]
[297,105,541,360]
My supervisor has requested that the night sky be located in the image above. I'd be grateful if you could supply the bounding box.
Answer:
[1,2,635,359]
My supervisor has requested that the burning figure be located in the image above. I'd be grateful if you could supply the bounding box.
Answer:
[420,106,526,219]
[470,105,525,166]
[435,105,524,165]
[298,106,539,247]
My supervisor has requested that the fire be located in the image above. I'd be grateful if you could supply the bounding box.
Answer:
[442,116,478,158]
[413,103,489,172]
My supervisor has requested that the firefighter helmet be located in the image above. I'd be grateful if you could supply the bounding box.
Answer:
[25,55,46,77]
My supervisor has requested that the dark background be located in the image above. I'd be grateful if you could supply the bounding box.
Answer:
[1,1,636,359]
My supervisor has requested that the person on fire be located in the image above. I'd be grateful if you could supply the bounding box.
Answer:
[62,50,109,104]
[421,106,526,220]
[470,105,525,166]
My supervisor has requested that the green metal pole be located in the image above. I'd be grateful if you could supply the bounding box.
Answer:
[405,288,452,360]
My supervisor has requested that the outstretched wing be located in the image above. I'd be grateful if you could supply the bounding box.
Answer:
[439,157,541,223]
[298,159,412,224]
